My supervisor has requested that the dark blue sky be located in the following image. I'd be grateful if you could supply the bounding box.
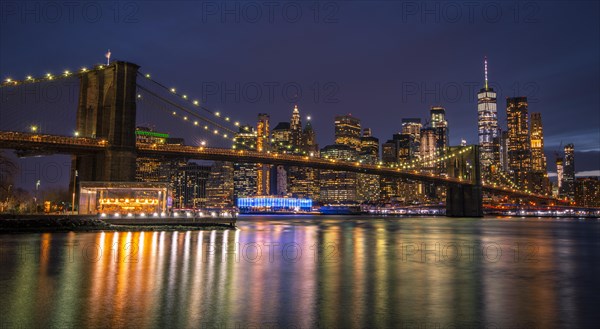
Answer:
[1,1,599,189]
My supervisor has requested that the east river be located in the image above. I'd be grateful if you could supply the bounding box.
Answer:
[1,216,599,328]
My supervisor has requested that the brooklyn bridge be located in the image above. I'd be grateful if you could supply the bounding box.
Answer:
[0,61,562,217]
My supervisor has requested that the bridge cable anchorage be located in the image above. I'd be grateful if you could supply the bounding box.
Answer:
[136,85,240,145]
[0,64,110,88]
[137,72,248,130]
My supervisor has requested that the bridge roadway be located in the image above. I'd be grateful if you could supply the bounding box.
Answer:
[0,131,559,202]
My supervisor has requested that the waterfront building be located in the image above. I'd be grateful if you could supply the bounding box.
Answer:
[237,197,312,213]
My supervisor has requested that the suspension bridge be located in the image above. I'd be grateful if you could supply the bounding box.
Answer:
[0,61,562,217]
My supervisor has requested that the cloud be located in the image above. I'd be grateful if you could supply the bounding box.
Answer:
[576,170,600,177]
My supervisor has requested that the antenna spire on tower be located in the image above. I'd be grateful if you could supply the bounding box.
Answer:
[484,56,489,89]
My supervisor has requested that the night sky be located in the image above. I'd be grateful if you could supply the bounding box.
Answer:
[1,1,598,190]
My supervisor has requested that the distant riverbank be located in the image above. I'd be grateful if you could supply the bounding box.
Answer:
[0,216,235,233]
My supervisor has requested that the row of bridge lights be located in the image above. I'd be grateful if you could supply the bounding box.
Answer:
[141,72,242,128]
[2,65,108,86]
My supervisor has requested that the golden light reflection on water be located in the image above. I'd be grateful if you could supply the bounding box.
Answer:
[0,217,595,328]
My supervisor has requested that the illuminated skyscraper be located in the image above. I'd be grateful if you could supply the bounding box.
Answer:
[358,128,380,202]
[420,128,437,173]
[272,122,291,153]
[302,118,318,154]
[575,177,600,207]
[529,112,550,194]
[319,144,358,202]
[233,125,258,199]
[334,114,362,151]
[290,105,303,150]
[172,162,211,209]
[256,113,270,195]
[430,106,449,174]
[206,161,234,208]
[506,96,531,189]
[401,118,422,157]
[560,143,575,200]
[478,57,501,182]
[556,157,564,190]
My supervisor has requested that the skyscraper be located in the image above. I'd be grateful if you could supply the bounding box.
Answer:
[529,112,550,194]
[319,144,358,202]
[206,161,234,208]
[256,113,270,195]
[172,162,211,209]
[477,57,501,182]
[556,157,564,190]
[358,128,380,202]
[560,143,575,200]
[302,118,318,154]
[334,114,362,151]
[272,122,291,153]
[430,106,449,174]
[402,118,422,157]
[233,125,258,199]
[506,96,531,189]
[290,105,303,151]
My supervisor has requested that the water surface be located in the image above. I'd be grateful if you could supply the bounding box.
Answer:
[1,216,599,328]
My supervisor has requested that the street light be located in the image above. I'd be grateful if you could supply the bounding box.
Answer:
[31,125,38,132]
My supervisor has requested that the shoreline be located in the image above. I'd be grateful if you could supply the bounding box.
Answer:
[0,217,236,233]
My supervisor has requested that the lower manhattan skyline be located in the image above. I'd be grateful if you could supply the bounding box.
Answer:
[1,2,599,329]
[1,1,599,191]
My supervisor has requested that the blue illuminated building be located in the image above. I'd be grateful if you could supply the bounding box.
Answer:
[237,197,312,213]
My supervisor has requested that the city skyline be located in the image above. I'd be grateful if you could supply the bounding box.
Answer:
[1,1,599,193]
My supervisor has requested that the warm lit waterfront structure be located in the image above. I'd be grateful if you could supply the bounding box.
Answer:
[319,144,358,202]
[477,57,500,183]
[529,112,550,194]
[560,143,576,200]
[78,182,168,215]
[506,96,532,189]
[233,125,258,199]
[236,196,312,213]
[334,114,362,151]
[575,177,600,207]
